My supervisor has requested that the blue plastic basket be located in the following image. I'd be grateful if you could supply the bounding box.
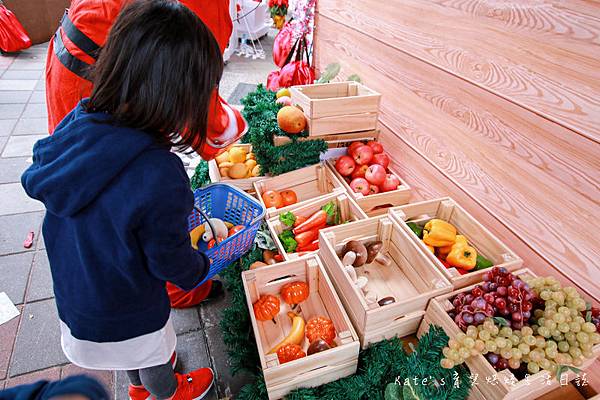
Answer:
[188,183,265,283]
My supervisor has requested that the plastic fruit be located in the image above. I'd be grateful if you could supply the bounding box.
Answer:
[228,163,248,179]
[229,147,247,163]
[307,339,331,355]
[262,190,283,209]
[251,165,260,177]
[351,164,369,180]
[219,167,230,177]
[280,281,309,309]
[253,294,280,323]
[228,225,244,236]
[352,145,374,165]
[335,156,356,176]
[365,164,386,185]
[350,177,370,195]
[381,174,400,192]
[369,184,380,195]
[269,312,306,353]
[276,96,292,106]
[249,261,267,270]
[189,225,205,250]
[246,152,256,160]
[306,316,337,345]
[245,159,257,170]
[215,151,229,165]
[348,142,364,157]
[367,140,383,154]
[276,88,291,99]
[276,343,306,364]
[277,106,306,134]
[371,153,390,169]
[280,190,298,206]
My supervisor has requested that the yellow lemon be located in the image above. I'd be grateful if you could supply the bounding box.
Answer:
[276,88,291,99]
[229,146,247,163]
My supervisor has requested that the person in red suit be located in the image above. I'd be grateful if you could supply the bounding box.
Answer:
[44,0,246,308]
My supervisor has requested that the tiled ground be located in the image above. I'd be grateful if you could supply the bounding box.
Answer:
[0,36,274,399]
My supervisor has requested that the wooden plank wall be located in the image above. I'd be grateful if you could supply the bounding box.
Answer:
[314,0,600,391]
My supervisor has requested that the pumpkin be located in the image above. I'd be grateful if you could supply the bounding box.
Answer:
[280,281,309,309]
[305,316,336,346]
[253,294,280,323]
[276,343,306,364]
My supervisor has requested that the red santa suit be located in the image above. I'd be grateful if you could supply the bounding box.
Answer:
[45,0,244,307]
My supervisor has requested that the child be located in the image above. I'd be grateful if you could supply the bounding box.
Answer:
[21,1,223,399]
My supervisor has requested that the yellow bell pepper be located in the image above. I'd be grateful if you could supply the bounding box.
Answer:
[437,235,467,258]
[423,219,456,247]
[446,243,477,270]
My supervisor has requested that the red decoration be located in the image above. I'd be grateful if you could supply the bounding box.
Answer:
[0,6,31,53]
[280,281,309,308]
[276,343,306,364]
[305,316,336,345]
[273,23,294,68]
[253,294,280,323]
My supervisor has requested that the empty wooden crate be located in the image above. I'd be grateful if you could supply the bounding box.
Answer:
[389,197,523,288]
[290,82,381,136]
[253,163,346,218]
[319,215,452,348]
[242,255,360,400]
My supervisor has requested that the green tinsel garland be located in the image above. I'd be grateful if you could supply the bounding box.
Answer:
[190,160,210,190]
[218,229,472,400]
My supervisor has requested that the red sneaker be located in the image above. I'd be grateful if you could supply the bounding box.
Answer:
[128,352,178,400]
[171,368,214,400]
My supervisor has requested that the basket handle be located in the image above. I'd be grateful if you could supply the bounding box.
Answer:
[194,206,219,246]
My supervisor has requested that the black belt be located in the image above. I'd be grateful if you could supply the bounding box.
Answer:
[53,10,102,81]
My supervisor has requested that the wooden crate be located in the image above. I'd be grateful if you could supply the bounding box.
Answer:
[389,197,523,288]
[273,129,380,148]
[253,163,347,219]
[242,255,360,400]
[423,268,600,400]
[208,143,265,191]
[319,215,452,348]
[290,82,381,136]
[325,160,411,216]
[267,192,367,261]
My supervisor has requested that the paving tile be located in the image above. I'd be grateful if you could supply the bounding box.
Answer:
[1,70,42,80]
[0,137,7,154]
[0,119,16,136]
[1,135,45,157]
[0,92,30,104]
[0,253,34,305]
[12,118,47,135]
[0,306,22,380]
[175,331,217,400]
[1,380,4,389]
[7,60,45,71]
[0,183,44,216]
[0,157,30,184]
[22,103,47,119]
[9,299,68,377]
[26,251,54,303]
[35,80,45,91]
[114,370,130,400]
[0,80,37,91]
[61,364,114,394]
[0,56,15,69]
[5,367,61,389]
[28,91,46,104]
[0,103,25,119]
[0,212,44,256]
[171,307,201,335]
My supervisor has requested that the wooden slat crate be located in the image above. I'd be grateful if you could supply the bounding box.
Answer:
[253,163,346,219]
[290,82,381,136]
[325,160,411,216]
[242,255,360,400]
[208,143,264,191]
[423,268,600,400]
[273,129,380,148]
[267,192,367,260]
[389,197,523,288]
[319,215,452,348]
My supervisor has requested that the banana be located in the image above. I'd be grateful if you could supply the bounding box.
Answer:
[190,222,234,250]
[268,312,305,354]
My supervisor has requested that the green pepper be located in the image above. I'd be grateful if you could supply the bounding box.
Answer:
[475,254,493,270]
[406,222,423,239]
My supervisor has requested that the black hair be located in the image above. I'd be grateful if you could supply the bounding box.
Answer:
[86,0,224,152]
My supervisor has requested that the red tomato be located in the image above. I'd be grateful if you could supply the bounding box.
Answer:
[262,190,284,209]
[280,190,298,206]
[208,239,216,249]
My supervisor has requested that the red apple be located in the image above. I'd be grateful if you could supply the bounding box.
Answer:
[352,145,374,165]
[369,184,380,195]
[381,174,401,192]
[365,164,386,185]
[351,164,369,180]
[335,156,356,176]
[367,140,384,154]
[350,177,370,195]
[347,142,364,156]
[370,153,390,169]
[343,176,351,184]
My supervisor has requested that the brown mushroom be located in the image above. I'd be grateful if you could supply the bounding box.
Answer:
[250,261,268,270]
[342,240,368,267]
[366,241,391,266]
[378,296,396,306]
[307,339,331,355]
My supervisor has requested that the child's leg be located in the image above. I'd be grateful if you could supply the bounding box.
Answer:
[139,361,178,400]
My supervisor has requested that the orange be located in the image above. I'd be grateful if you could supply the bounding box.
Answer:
[277,106,306,134]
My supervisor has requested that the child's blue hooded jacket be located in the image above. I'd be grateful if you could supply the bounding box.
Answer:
[21,101,209,343]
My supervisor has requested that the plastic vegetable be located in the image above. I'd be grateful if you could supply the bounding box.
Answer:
[276,343,306,364]
[228,225,244,237]
[293,210,328,235]
[269,312,305,353]
[279,211,296,227]
[406,222,423,239]
[201,218,229,242]
[307,339,330,355]
[342,241,368,267]
[365,241,391,265]
[262,190,283,209]
[293,215,307,227]
[425,244,435,253]
[253,294,280,324]
[189,225,205,250]
[297,239,319,252]
[437,235,467,258]
[423,219,456,247]
[321,201,338,225]
[446,243,477,270]
[278,230,297,253]
[280,190,297,206]
[280,281,309,309]
[306,316,336,345]
[294,228,321,247]
[475,254,493,270]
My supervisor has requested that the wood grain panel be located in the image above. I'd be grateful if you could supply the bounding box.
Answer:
[317,0,600,141]
[314,15,600,302]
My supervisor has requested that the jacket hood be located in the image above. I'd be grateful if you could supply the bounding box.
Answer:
[22,100,156,217]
